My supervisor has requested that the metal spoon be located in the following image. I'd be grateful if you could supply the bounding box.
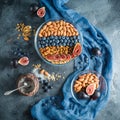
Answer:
[4,82,28,96]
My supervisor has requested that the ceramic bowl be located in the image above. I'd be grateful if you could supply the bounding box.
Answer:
[71,70,107,104]
[34,19,83,65]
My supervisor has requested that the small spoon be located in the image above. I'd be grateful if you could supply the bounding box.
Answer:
[4,82,28,96]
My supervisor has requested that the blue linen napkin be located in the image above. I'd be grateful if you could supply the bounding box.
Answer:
[31,0,113,120]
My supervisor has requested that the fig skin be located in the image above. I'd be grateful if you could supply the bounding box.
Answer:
[86,83,96,96]
[73,43,82,57]
[37,7,46,18]
[18,57,29,66]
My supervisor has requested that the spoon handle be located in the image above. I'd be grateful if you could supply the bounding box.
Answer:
[4,85,27,96]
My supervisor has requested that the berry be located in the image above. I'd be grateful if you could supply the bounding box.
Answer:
[69,43,73,47]
[42,85,47,89]
[50,36,54,39]
[17,52,22,57]
[91,90,101,100]
[13,51,17,55]
[52,38,55,42]
[48,85,53,89]
[66,43,69,46]
[70,36,74,40]
[91,47,102,56]
[75,39,78,43]
[29,3,39,14]
[42,41,45,44]
[42,37,46,40]
[10,59,18,68]
[38,44,41,48]
[43,80,48,85]
[77,91,90,99]
[67,39,70,43]
[46,37,50,40]
[45,43,48,47]
[66,37,69,40]
[42,85,49,92]
[54,43,57,46]
[58,36,61,39]
[46,39,48,43]
[63,43,66,46]
[64,39,67,43]
[49,40,53,43]
[54,36,58,39]
[56,39,60,44]
[52,43,55,46]
[72,40,75,43]
[61,39,64,43]
[41,45,45,48]
[59,43,62,46]
[44,88,49,92]
[17,48,22,52]
[73,36,77,39]
[62,36,65,39]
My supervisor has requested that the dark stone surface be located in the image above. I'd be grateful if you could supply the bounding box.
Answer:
[0,0,119,120]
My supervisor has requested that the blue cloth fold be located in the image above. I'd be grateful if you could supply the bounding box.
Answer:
[31,0,113,120]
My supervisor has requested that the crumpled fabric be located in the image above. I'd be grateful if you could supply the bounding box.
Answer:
[31,0,113,120]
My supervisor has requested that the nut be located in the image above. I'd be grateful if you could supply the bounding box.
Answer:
[73,73,100,93]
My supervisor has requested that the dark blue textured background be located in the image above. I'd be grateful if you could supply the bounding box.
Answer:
[0,0,119,120]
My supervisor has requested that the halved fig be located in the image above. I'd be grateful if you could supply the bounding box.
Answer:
[86,83,96,96]
[18,57,29,66]
[54,54,61,61]
[46,54,55,61]
[71,53,75,59]
[65,54,72,62]
[73,43,82,56]
[37,7,46,18]
[60,54,66,61]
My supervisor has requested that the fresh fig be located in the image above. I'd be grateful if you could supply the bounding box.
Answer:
[18,57,29,66]
[60,54,66,61]
[54,54,61,61]
[37,7,46,18]
[65,54,71,62]
[91,90,101,100]
[73,43,82,56]
[46,54,55,61]
[71,53,75,59]
[86,83,96,96]
[77,91,90,99]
